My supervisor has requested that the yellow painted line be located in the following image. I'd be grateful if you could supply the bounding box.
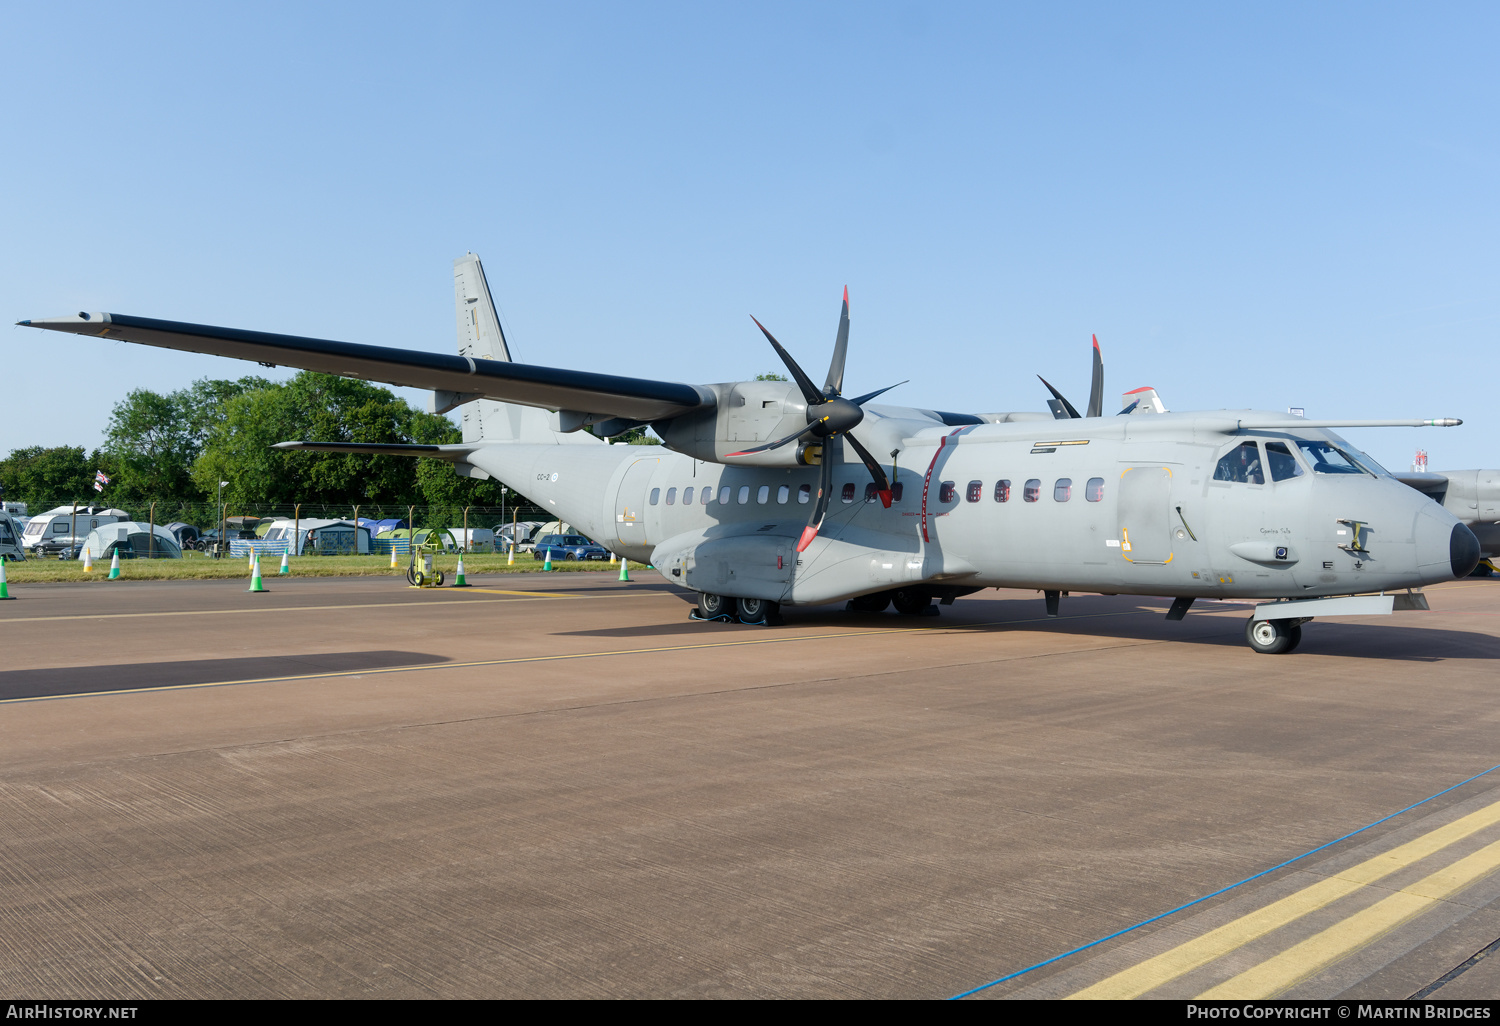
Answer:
[460,588,571,598]
[1199,836,1500,999]
[1069,797,1500,999]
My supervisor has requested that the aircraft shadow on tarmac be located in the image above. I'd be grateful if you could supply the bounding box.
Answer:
[559,595,1500,662]
[0,651,449,702]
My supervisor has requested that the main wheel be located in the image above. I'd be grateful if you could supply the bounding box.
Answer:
[849,593,892,613]
[891,587,932,616]
[1246,617,1300,654]
[737,596,778,623]
[698,592,736,619]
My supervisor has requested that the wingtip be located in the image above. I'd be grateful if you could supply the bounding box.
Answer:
[16,319,31,326]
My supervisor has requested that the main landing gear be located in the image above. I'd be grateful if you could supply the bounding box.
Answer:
[1245,616,1304,655]
[693,592,782,626]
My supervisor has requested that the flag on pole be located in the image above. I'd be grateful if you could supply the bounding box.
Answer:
[94,470,110,493]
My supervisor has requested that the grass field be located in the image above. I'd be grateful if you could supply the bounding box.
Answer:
[2,552,628,584]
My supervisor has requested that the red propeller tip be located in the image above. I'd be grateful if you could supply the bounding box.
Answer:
[879,489,893,509]
[842,285,848,305]
[1092,334,1100,350]
[796,525,819,552]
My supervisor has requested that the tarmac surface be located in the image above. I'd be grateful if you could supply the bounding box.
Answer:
[2,571,1499,999]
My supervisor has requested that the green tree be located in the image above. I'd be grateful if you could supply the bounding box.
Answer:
[104,375,273,501]
[754,372,788,381]
[0,446,116,507]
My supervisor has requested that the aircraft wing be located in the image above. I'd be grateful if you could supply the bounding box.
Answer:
[18,313,714,422]
[1391,471,1451,497]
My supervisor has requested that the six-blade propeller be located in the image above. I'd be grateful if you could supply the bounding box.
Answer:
[728,289,904,552]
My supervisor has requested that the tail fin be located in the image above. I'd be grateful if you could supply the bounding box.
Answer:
[443,253,597,446]
[453,252,512,363]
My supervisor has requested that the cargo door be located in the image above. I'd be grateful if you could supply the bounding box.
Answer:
[614,458,659,549]
[1117,466,1174,564]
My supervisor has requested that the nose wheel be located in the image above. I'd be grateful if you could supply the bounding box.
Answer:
[1246,616,1303,654]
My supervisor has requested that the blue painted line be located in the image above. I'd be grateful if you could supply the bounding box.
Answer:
[950,761,1500,1000]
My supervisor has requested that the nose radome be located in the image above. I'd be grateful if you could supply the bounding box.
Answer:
[1415,504,1464,584]
[1451,523,1481,579]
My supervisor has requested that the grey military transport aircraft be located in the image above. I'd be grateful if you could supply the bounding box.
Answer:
[21,254,1481,653]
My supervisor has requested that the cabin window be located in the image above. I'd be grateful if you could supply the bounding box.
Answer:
[1023,479,1041,502]
[1213,441,1264,484]
[994,479,1011,503]
[891,483,904,502]
[1265,442,1304,481]
[966,480,983,502]
[757,485,770,504]
[864,483,880,503]
[665,487,677,505]
[738,486,750,504]
[777,484,789,503]
[719,486,731,504]
[701,486,712,504]
[798,483,811,503]
[841,483,857,503]
[939,481,956,503]
[1054,478,1072,502]
[1085,477,1104,502]
[649,488,660,505]
[683,486,694,504]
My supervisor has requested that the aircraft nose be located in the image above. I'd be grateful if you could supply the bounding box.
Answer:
[1414,504,1478,584]
[1451,522,1481,578]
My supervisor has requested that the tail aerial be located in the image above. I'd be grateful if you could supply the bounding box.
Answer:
[441,253,597,446]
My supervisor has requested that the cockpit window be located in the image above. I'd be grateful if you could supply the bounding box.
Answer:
[1348,449,1391,477]
[1214,441,1264,484]
[1294,440,1367,475]
[1264,442,1304,482]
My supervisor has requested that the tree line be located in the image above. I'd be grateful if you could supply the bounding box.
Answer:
[0,371,645,512]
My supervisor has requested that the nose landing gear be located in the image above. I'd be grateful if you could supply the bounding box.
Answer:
[1246,616,1304,654]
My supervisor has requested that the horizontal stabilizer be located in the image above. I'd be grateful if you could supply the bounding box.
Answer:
[270,441,483,460]
[20,313,714,423]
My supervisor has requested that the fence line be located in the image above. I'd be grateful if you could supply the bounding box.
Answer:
[15,501,553,532]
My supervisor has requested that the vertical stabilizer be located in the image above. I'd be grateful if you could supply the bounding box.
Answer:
[444,253,597,446]
[454,252,511,362]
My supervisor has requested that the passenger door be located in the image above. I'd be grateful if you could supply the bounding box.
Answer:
[614,458,660,549]
[1117,466,1174,564]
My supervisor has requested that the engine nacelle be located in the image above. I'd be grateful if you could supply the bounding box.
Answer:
[653,380,818,467]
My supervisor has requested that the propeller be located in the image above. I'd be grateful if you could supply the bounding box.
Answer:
[1039,334,1106,420]
[728,289,904,552]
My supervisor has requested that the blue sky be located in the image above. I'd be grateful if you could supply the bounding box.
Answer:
[3,2,1496,469]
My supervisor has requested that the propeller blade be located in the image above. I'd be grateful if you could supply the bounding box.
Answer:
[847,380,907,407]
[750,316,824,406]
[797,448,835,552]
[1038,375,1082,419]
[824,287,849,397]
[845,432,893,507]
[724,422,814,457]
[1086,334,1104,419]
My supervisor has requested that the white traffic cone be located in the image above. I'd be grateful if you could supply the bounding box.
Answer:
[279,550,290,575]
[390,544,398,568]
[248,553,267,593]
[82,547,93,572]
[108,551,121,580]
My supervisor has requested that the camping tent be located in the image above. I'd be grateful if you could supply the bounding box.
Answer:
[261,519,371,555]
[75,522,182,560]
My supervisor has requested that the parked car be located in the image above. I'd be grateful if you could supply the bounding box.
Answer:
[497,521,545,553]
[532,534,608,562]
